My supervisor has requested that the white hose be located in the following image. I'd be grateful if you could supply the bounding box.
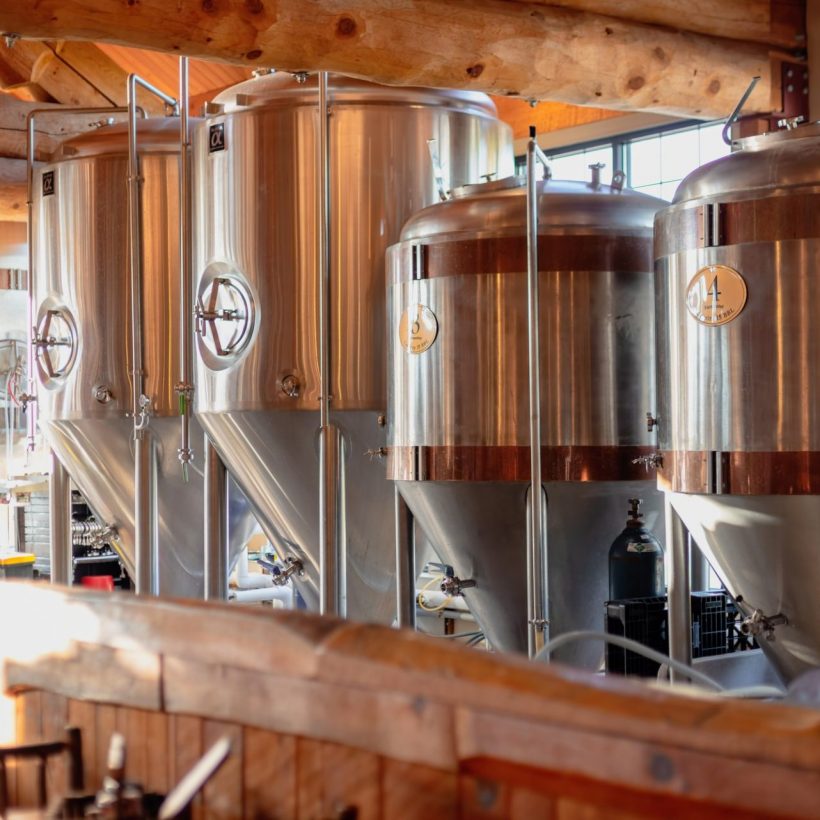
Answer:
[533,629,723,691]
[230,586,293,606]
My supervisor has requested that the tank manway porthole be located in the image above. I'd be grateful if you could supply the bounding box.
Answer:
[195,266,256,368]
[399,304,438,354]
[686,264,747,326]
[34,305,78,383]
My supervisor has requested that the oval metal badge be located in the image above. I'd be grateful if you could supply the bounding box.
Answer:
[686,264,747,326]
[399,304,438,354]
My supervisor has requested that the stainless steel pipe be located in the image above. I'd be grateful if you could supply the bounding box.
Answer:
[177,57,194,474]
[204,436,229,600]
[134,431,157,595]
[394,488,416,629]
[316,71,346,616]
[525,128,551,657]
[319,425,345,615]
[48,450,72,585]
[126,73,178,599]
[666,497,692,682]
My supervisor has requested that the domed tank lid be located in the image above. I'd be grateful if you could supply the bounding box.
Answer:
[50,117,184,161]
[400,173,665,242]
[208,70,500,119]
[671,121,820,205]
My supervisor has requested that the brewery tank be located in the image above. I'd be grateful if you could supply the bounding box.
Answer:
[32,119,254,596]
[655,122,820,681]
[193,72,513,620]
[387,174,666,661]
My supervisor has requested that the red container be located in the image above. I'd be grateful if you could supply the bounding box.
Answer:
[81,575,114,592]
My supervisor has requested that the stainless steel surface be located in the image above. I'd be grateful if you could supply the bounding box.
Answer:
[400,480,663,659]
[666,498,692,682]
[26,106,131,453]
[655,124,820,682]
[48,449,72,585]
[194,72,513,621]
[33,121,256,598]
[394,487,416,629]
[525,136,549,657]
[389,175,665,656]
[134,430,157,595]
[204,435,228,600]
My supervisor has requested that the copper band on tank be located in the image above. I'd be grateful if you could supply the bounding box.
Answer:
[392,234,651,283]
[388,445,657,482]
[656,193,820,257]
[659,450,820,494]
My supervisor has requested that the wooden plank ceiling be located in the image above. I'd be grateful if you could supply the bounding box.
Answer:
[0,1,807,220]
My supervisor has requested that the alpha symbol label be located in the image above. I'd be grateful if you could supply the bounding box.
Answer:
[42,171,55,196]
[686,265,747,326]
[209,123,226,153]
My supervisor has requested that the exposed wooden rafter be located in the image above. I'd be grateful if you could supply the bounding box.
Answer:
[0,0,783,119]
[0,158,26,221]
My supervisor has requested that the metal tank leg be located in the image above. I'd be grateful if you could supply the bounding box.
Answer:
[48,450,72,585]
[204,436,229,601]
[665,497,692,682]
[134,431,158,595]
[394,487,416,629]
[319,424,346,616]
[690,540,712,593]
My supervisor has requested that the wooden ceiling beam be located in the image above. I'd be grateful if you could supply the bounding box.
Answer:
[0,157,27,222]
[0,1,776,120]
[517,0,806,48]
[0,95,97,161]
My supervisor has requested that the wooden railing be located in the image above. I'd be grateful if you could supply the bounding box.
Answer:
[1,583,818,818]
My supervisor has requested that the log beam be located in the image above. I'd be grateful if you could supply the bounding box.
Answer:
[519,0,806,48]
[0,158,27,222]
[0,0,776,119]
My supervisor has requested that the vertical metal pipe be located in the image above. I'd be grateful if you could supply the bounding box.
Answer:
[126,75,178,598]
[525,127,549,657]
[316,71,345,616]
[204,436,228,600]
[48,450,72,585]
[394,488,416,629]
[25,115,37,454]
[177,57,194,476]
[134,431,157,595]
[666,497,692,682]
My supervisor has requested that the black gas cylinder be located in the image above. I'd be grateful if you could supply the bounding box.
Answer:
[608,498,664,600]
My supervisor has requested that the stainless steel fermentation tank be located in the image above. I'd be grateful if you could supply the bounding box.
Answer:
[193,73,512,619]
[655,123,820,682]
[388,175,666,660]
[32,120,253,596]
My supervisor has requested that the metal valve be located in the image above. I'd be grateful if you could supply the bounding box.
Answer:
[777,115,804,131]
[365,447,388,461]
[440,574,477,596]
[281,374,301,398]
[736,601,788,642]
[93,384,113,404]
[632,452,663,471]
[588,162,605,189]
[258,556,304,585]
[17,392,36,412]
[646,412,658,432]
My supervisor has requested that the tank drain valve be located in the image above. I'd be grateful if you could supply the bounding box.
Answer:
[631,452,663,471]
[258,556,304,585]
[738,605,789,642]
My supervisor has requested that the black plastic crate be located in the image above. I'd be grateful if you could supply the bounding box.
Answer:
[691,591,728,658]
[605,596,669,678]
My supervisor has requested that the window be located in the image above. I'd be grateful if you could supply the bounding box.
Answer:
[626,122,729,201]
[518,120,731,202]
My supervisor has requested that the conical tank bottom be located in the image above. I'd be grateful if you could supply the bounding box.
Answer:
[42,416,256,597]
[398,480,664,666]
[669,492,820,682]
[196,408,397,624]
